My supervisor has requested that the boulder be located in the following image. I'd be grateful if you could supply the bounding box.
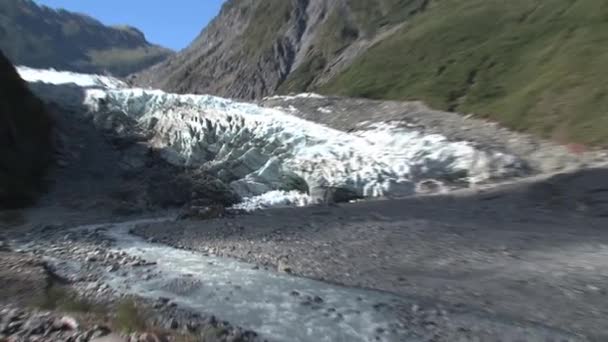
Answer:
[415,179,445,195]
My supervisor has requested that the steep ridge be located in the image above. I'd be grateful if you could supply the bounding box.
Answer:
[132,0,427,99]
[0,50,53,207]
[0,0,172,76]
[134,0,608,146]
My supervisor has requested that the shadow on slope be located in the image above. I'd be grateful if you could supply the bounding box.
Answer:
[27,82,239,214]
[0,51,53,208]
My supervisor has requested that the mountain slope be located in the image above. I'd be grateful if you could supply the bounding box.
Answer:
[322,0,608,145]
[132,0,428,99]
[0,49,53,207]
[134,0,608,146]
[0,0,172,76]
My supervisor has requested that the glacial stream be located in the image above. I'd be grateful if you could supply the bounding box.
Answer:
[101,219,412,342]
[27,218,582,342]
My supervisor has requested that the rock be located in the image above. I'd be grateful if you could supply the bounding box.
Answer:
[139,332,163,342]
[157,297,170,306]
[277,259,292,274]
[309,183,361,204]
[87,256,98,262]
[415,179,445,194]
[91,333,128,342]
[204,315,218,326]
[89,325,112,339]
[22,315,47,335]
[186,321,199,332]
[177,205,225,221]
[166,318,179,330]
[129,260,144,267]
[53,316,79,331]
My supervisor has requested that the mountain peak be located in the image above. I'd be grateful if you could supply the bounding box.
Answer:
[0,0,173,76]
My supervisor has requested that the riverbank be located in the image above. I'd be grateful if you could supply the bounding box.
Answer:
[134,167,608,341]
[0,202,589,342]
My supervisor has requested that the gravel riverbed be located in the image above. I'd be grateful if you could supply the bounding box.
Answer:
[134,168,608,341]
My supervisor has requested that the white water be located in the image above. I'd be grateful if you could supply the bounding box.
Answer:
[39,219,574,342]
[97,219,412,342]
[15,219,575,342]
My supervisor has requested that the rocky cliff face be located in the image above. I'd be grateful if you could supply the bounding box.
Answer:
[0,0,172,76]
[132,0,427,99]
[0,50,53,207]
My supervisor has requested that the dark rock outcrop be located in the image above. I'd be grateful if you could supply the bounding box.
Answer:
[0,50,53,207]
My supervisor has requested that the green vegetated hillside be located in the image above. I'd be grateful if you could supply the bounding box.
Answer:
[0,49,53,207]
[0,0,172,76]
[321,0,608,145]
[278,0,428,94]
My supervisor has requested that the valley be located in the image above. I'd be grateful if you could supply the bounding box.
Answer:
[0,65,606,341]
[1,1,608,341]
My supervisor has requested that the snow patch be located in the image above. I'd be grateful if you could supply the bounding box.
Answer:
[264,93,325,101]
[17,66,127,89]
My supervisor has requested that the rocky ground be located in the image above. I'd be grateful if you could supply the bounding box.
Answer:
[0,213,261,342]
[134,167,608,341]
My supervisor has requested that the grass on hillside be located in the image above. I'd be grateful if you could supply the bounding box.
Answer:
[35,285,101,314]
[321,0,608,145]
[88,46,171,76]
[279,0,427,93]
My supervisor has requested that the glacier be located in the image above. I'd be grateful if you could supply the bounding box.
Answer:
[17,65,127,89]
[18,66,526,210]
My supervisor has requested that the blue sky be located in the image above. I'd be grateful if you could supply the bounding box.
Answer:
[34,0,226,51]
